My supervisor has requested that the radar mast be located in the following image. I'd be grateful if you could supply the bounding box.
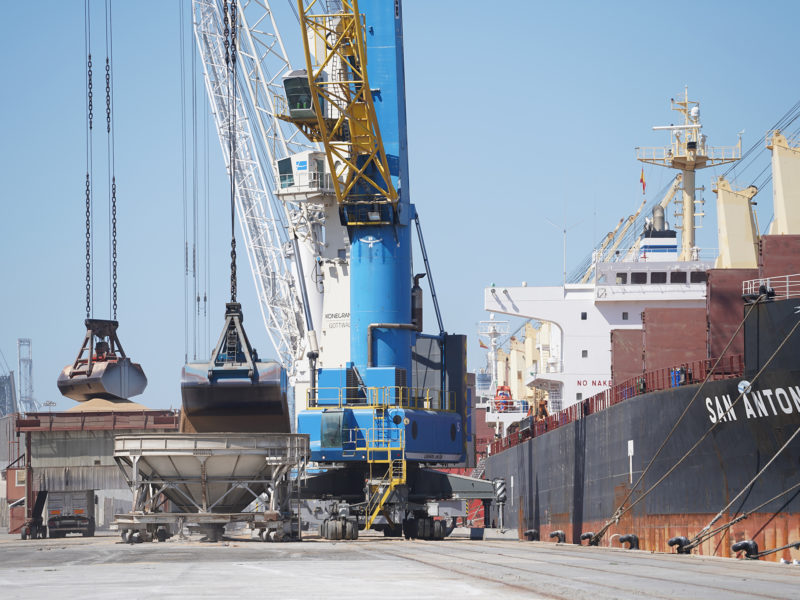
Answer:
[637,87,741,260]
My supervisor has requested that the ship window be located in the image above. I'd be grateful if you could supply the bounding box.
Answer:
[580,312,587,320]
[576,393,583,401]
[616,273,627,285]
[631,272,647,284]
[670,271,687,284]
[622,312,629,320]
[651,272,667,284]
[581,350,588,358]
[690,271,708,283]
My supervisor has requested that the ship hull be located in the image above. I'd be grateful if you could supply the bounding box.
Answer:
[485,368,800,561]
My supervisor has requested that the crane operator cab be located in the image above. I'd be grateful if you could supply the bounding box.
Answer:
[282,69,324,121]
[180,302,290,434]
[57,319,147,402]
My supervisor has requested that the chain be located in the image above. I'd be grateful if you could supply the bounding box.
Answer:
[85,173,92,318]
[227,0,238,302]
[223,0,230,65]
[112,177,117,319]
[88,53,93,130]
[230,1,237,64]
[105,57,111,133]
[85,19,93,318]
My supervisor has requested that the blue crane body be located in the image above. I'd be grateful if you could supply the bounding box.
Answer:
[296,0,466,466]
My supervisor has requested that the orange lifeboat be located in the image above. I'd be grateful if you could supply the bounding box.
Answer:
[494,385,512,413]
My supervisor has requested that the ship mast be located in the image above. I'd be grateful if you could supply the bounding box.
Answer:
[637,87,741,261]
[478,314,509,397]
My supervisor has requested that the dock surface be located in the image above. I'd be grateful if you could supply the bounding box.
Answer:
[1,532,798,599]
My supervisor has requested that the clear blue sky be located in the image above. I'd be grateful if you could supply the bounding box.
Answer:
[1,1,799,410]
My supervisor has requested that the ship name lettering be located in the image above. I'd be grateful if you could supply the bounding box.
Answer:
[775,388,794,414]
[739,385,800,419]
[743,393,756,419]
[706,395,737,424]
[751,391,769,418]
[761,389,778,416]
[789,386,800,411]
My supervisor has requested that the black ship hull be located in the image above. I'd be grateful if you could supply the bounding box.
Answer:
[485,299,800,561]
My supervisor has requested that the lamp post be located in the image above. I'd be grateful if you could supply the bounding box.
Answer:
[543,216,583,286]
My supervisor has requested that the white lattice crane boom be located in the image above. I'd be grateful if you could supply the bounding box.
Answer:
[193,0,316,374]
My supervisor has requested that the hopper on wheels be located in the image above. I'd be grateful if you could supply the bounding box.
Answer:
[114,433,309,542]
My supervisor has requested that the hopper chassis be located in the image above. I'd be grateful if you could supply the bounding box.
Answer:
[113,433,309,542]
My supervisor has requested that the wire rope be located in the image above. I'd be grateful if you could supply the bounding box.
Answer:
[180,0,189,363]
[591,294,769,544]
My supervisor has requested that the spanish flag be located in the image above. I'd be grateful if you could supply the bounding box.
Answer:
[640,168,646,195]
[479,340,488,349]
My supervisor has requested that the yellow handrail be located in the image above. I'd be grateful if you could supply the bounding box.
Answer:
[306,386,455,412]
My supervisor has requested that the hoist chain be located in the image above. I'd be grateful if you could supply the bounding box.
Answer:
[112,177,118,319]
[223,0,230,65]
[88,54,94,130]
[85,173,92,318]
[225,0,238,303]
[105,58,111,133]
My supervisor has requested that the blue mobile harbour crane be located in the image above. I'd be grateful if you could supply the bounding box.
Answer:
[281,0,497,539]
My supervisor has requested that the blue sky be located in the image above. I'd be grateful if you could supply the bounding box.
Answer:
[1,1,799,410]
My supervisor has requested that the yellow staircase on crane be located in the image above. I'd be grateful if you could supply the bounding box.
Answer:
[364,407,406,531]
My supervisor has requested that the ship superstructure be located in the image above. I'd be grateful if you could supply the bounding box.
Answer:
[484,91,742,412]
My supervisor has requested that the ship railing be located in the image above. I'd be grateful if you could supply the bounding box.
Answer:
[489,354,744,455]
[636,144,741,162]
[487,399,530,415]
[742,273,800,300]
[306,386,456,411]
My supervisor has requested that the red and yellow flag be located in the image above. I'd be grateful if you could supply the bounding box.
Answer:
[639,168,646,195]
[479,340,488,349]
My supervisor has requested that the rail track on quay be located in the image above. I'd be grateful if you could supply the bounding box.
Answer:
[1,532,798,599]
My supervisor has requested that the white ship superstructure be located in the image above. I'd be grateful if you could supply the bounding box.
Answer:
[483,90,743,413]
[484,259,711,409]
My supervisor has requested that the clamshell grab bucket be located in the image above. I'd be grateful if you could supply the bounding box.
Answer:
[57,319,147,402]
[180,302,290,434]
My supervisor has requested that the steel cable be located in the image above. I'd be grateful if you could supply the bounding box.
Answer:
[595,303,800,546]
[695,481,800,552]
[591,293,768,544]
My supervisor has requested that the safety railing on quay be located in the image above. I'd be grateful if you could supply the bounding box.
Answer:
[742,273,800,300]
[489,354,744,455]
[306,386,455,411]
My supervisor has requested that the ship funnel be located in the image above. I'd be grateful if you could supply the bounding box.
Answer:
[653,205,666,231]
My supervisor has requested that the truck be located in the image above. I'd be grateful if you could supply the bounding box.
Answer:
[46,490,96,538]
